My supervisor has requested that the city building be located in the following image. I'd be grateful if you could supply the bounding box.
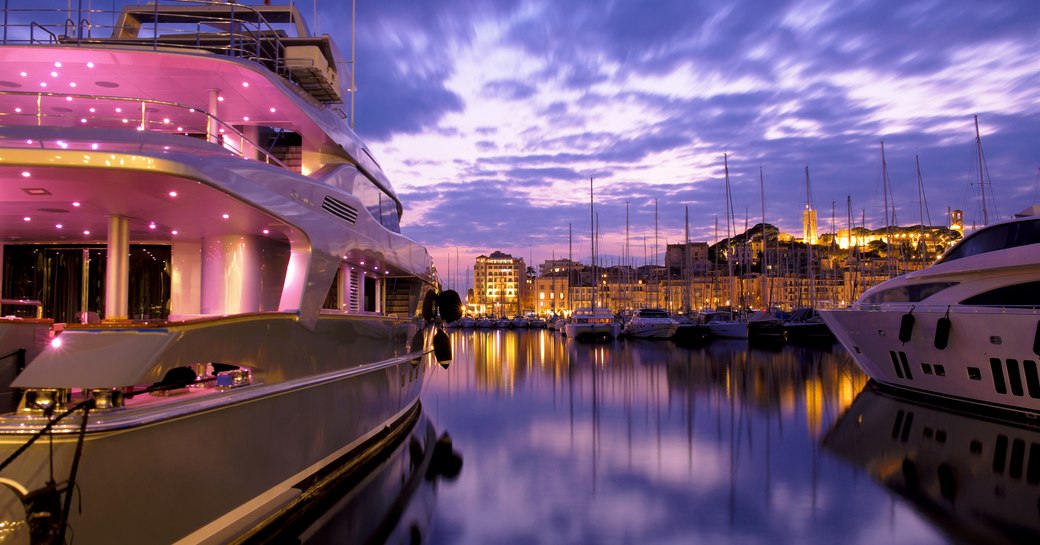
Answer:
[472,251,526,317]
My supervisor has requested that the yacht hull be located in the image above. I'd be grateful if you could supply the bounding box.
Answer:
[565,323,621,341]
[0,317,433,544]
[820,307,1040,414]
[621,323,678,339]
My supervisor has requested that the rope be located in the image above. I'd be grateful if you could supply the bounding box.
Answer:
[57,400,93,544]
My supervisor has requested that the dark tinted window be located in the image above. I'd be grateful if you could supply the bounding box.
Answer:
[861,282,958,304]
[960,281,1040,307]
[939,219,1040,262]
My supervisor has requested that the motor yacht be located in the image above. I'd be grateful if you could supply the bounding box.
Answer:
[820,206,1040,415]
[0,1,454,541]
[564,307,620,341]
[621,308,678,339]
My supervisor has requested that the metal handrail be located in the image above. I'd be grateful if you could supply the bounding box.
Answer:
[0,90,287,169]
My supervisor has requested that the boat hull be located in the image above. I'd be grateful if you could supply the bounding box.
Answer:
[820,306,1040,414]
[707,320,748,339]
[0,319,434,543]
[565,323,621,341]
[622,323,678,339]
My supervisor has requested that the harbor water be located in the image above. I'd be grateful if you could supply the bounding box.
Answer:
[288,329,1040,544]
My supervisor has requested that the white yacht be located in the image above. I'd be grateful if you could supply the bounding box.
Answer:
[0,1,455,542]
[621,308,678,339]
[564,307,621,341]
[702,309,749,339]
[820,206,1040,415]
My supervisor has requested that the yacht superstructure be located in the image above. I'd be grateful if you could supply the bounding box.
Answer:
[0,1,455,541]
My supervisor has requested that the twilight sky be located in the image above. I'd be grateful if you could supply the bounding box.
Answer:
[317,0,1040,292]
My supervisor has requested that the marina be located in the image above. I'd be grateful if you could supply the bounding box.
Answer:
[409,329,1036,545]
[0,0,1037,543]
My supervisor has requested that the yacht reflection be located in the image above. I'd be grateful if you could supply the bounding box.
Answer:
[823,387,1040,545]
[241,410,462,544]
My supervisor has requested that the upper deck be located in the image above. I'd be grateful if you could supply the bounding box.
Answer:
[1,0,348,105]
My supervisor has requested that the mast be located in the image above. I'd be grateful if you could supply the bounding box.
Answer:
[712,215,719,309]
[805,166,816,309]
[569,223,574,313]
[881,140,894,278]
[974,114,990,226]
[684,206,691,313]
[759,167,769,309]
[915,154,928,267]
[724,154,735,282]
[626,201,630,311]
[590,177,596,312]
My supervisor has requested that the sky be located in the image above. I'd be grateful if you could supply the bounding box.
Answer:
[314,0,1040,292]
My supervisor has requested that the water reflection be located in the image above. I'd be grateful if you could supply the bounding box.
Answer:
[424,329,954,544]
[824,386,1040,545]
[260,409,462,544]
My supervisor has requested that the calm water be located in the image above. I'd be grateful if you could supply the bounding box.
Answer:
[420,330,952,545]
[289,329,1040,544]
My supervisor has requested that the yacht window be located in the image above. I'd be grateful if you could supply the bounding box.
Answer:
[860,282,958,304]
[354,175,401,233]
[960,281,1040,307]
[938,219,1040,263]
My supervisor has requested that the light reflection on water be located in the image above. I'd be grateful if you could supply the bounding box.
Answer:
[422,329,953,545]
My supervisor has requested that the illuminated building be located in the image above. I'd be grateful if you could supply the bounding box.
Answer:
[803,208,818,244]
[473,251,525,317]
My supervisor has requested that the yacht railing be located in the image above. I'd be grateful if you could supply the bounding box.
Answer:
[860,303,1040,315]
[0,90,286,168]
[0,0,348,106]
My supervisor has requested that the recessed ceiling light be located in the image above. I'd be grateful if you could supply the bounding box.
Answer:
[20,171,30,177]
[50,71,58,77]
[23,217,30,222]
[72,201,81,207]
[269,107,276,113]
[262,229,270,235]
[56,224,63,229]
[19,71,27,77]
[54,62,62,68]
[83,230,90,235]
[14,107,21,113]
[39,82,46,88]
[69,82,77,88]
[148,223,156,229]
[168,191,178,197]
[171,230,178,235]
[222,213,230,219]
[242,82,249,87]
[86,62,95,68]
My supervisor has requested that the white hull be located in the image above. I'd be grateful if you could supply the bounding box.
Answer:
[821,306,1040,413]
[622,323,678,339]
[564,323,621,340]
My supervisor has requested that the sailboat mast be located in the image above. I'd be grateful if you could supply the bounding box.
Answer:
[805,166,816,309]
[684,206,691,313]
[590,177,596,311]
[759,167,769,309]
[915,154,927,267]
[975,114,989,226]
[881,140,894,278]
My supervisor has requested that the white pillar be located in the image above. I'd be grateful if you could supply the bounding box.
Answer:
[207,88,221,144]
[104,215,130,322]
